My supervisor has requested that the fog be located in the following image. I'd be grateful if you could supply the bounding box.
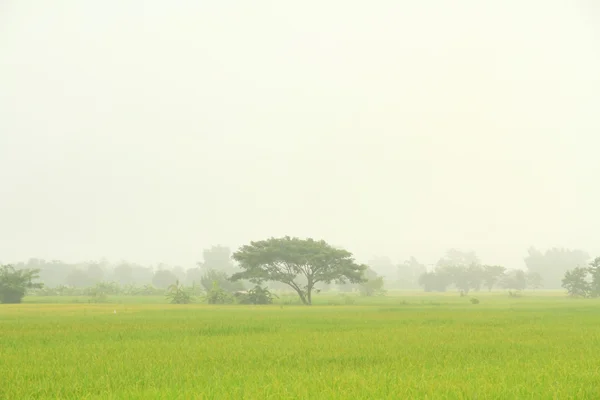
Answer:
[1,1,599,271]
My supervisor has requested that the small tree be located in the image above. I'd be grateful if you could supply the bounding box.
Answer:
[526,271,543,290]
[204,281,233,304]
[200,269,244,293]
[500,269,527,292]
[359,268,386,296]
[587,257,600,297]
[0,265,43,304]
[166,280,194,304]
[482,265,506,291]
[235,285,278,304]
[562,267,590,298]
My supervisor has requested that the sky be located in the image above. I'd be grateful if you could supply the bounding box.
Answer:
[1,1,599,270]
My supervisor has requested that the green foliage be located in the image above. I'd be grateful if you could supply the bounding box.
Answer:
[200,245,237,275]
[203,281,233,304]
[562,266,591,298]
[166,280,194,304]
[482,265,507,291]
[200,268,244,293]
[418,269,452,292]
[359,268,386,296]
[470,297,480,304]
[525,247,589,289]
[500,270,527,291]
[152,269,178,290]
[235,285,278,304]
[0,265,43,304]
[231,236,367,305]
[588,257,600,297]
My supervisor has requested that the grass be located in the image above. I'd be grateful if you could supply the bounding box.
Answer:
[2,292,600,399]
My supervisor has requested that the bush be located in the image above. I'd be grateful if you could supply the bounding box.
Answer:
[203,281,233,304]
[235,285,278,304]
[166,280,194,304]
[0,265,43,304]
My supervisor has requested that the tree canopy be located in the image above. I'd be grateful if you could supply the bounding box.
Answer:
[0,265,43,304]
[231,236,367,305]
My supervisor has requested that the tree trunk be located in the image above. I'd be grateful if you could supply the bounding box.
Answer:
[288,283,309,305]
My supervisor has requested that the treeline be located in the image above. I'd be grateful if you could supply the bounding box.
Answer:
[368,247,591,292]
[9,245,242,291]
[3,245,594,294]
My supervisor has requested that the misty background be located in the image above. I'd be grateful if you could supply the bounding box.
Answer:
[1,1,599,274]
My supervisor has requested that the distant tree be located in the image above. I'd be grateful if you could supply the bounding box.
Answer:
[172,266,186,282]
[588,257,600,297]
[436,249,480,269]
[366,256,395,279]
[0,265,43,304]
[65,269,92,287]
[152,269,177,289]
[444,264,484,295]
[185,267,203,286]
[359,268,386,296]
[526,271,543,290]
[114,263,134,286]
[561,267,591,298]
[482,265,506,291]
[200,245,237,275]
[397,257,427,289]
[500,270,527,291]
[203,280,233,304]
[166,280,194,304]
[200,269,244,293]
[418,269,452,292]
[86,262,105,284]
[524,247,589,289]
[231,236,367,305]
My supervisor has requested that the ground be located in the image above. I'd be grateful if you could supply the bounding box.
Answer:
[1,292,599,399]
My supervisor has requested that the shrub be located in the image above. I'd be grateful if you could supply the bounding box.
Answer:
[235,285,278,304]
[166,280,194,304]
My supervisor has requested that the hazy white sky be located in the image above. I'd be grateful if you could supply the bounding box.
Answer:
[1,1,599,269]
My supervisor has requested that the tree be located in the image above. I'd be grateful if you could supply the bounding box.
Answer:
[397,257,426,289]
[152,269,177,289]
[0,265,43,304]
[436,249,480,269]
[482,265,506,291]
[524,247,589,289]
[418,269,452,292]
[526,271,543,290]
[359,268,386,296]
[588,257,600,297]
[561,267,590,298]
[235,285,278,304]
[166,280,194,304]
[200,245,237,275]
[231,236,367,305]
[113,263,134,286]
[366,256,395,279]
[200,268,244,293]
[65,269,93,287]
[500,269,527,291]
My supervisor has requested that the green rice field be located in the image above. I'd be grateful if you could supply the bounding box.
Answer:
[2,292,600,399]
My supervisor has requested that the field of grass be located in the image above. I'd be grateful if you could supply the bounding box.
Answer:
[2,292,600,399]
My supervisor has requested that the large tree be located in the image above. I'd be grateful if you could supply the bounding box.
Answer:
[0,265,43,304]
[231,236,367,305]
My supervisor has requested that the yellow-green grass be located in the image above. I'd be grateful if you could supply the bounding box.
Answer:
[2,294,600,399]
